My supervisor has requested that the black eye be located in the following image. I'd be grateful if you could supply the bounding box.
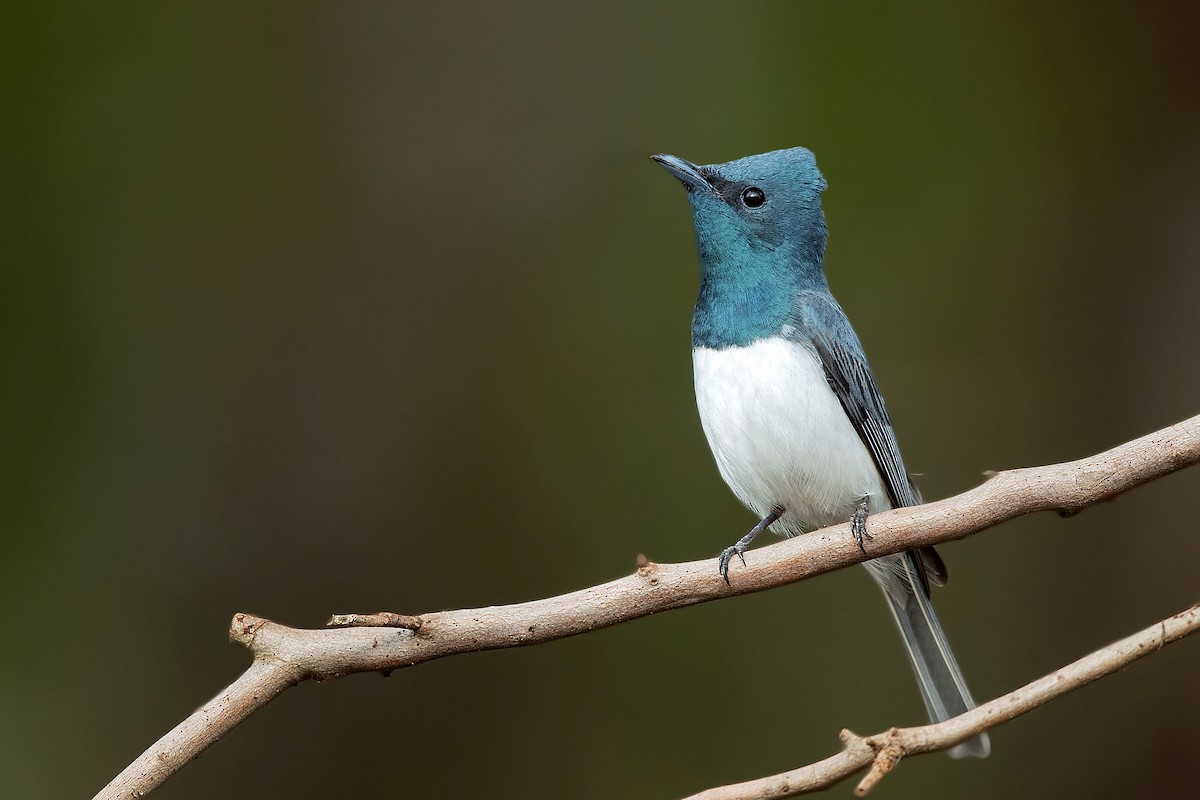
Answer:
[741,187,766,208]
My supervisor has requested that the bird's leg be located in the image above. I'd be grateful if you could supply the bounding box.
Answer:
[718,506,783,585]
[851,496,872,554]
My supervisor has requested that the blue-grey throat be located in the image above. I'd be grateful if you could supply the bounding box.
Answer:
[653,147,989,759]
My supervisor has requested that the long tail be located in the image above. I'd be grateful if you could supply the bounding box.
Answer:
[864,552,990,759]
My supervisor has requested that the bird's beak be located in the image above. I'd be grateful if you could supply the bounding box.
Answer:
[651,153,712,192]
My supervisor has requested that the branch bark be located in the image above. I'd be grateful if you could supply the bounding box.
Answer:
[681,603,1200,799]
[94,414,1200,800]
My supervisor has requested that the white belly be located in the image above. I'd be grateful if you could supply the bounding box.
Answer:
[693,338,887,535]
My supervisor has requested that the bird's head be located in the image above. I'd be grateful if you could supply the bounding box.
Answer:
[653,147,829,286]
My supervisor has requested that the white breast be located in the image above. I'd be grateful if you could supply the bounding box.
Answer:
[693,337,887,535]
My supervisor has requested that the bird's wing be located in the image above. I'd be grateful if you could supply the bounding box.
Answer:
[792,291,920,509]
[792,291,947,586]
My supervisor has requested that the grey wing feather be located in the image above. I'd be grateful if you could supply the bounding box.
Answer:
[792,291,920,509]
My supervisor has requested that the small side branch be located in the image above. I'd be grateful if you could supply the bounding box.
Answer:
[94,415,1200,800]
[326,612,423,630]
[682,603,1200,799]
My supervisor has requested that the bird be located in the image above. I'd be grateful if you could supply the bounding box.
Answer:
[652,147,989,759]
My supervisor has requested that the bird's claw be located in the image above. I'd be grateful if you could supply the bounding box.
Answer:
[718,544,747,585]
[851,497,872,554]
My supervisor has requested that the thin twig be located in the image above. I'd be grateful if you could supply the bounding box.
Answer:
[94,415,1200,800]
[681,603,1200,799]
[326,612,423,630]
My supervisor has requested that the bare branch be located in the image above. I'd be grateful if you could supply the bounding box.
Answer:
[94,415,1200,800]
[681,603,1200,799]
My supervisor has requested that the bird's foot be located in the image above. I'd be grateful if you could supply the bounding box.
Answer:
[851,497,872,554]
[717,507,783,585]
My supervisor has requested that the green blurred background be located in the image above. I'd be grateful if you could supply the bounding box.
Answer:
[4,2,1199,798]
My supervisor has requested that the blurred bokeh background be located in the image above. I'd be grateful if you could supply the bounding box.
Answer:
[4,2,1199,798]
